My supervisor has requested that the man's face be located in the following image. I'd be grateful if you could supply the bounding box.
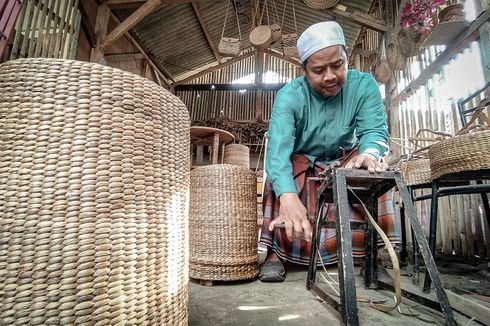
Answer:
[304,45,347,98]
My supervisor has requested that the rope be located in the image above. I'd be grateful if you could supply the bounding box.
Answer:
[234,0,242,40]
[221,0,230,39]
[221,0,242,40]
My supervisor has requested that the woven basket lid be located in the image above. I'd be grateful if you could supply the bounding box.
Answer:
[250,25,272,49]
[303,0,339,9]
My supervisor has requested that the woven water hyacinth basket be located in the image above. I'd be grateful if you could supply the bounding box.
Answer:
[398,29,417,57]
[303,0,339,9]
[190,164,259,281]
[270,23,282,43]
[223,144,250,168]
[400,159,432,186]
[429,130,490,180]
[387,43,407,71]
[218,37,242,57]
[0,58,190,325]
[373,59,391,84]
[282,33,299,58]
[439,3,465,22]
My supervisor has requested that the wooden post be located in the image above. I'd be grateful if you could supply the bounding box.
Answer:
[90,2,110,63]
[255,50,264,120]
[196,145,203,165]
[477,1,490,96]
[212,132,220,164]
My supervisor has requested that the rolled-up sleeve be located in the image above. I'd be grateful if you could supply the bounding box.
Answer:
[266,89,298,197]
[356,75,389,158]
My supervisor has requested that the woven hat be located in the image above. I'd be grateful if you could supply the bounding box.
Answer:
[297,21,346,63]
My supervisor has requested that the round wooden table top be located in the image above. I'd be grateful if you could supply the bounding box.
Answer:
[190,126,235,145]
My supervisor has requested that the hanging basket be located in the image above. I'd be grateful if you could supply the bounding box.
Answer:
[398,29,417,57]
[438,3,465,22]
[373,59,391,84]
[303,0,339,9]
[270,23,282,43]
[218,37,242,57]
[387,43,407,71]
[250,25,273,49]
[282,32,299,58]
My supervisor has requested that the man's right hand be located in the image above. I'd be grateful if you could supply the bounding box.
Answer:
[268,193,312,242]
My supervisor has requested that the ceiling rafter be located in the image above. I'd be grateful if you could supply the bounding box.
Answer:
[191,1,220,62]
[329,3,386,33]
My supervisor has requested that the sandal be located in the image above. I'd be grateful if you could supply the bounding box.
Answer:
[258,260,286,282]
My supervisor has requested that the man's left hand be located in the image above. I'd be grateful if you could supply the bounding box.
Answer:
[344,153,388,173]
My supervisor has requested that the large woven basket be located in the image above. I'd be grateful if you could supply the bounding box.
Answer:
[282,33,299,58]
[398,29,417,57]
[303,0,339,9]
[250,25,273,49]
[438,3,465,22]
[387,43,407,71]
[400,159,432,186]
[429,130,490,180]
[224,144,250,168]
[0,58,190,325]
[218,37,242,57]
[189,164,259,281]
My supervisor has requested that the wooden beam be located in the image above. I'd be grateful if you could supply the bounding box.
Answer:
[263,49,302,68]
[90,2,111,62]
[174,83,287,91]
[330,4,386,33]
[393,10,490,106]
[446,290,490,325]
[105,52,147,61]
[173,51,256,85]
[109,12,174,86]
[351,47,376,58]
[107,0,193,9]
[191,1,220,62]
[101,0,160,51]
[79,1,97,48]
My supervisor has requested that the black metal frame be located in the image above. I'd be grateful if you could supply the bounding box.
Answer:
[306,168,457,326]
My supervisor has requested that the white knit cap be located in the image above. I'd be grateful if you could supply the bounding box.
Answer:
[297,21,346,63]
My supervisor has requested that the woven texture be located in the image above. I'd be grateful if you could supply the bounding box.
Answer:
[189,164,259,281]
[250,25,272,49]
[0,58,190,325]
[400,159,431,186]
[373,59,391,84]
[218,37,241,57]
[387,43,407,71]
[429,130,490,180]
[270,23,282,43]
[282,33,299,58]
[303,0,339,9]
[223,144,250,168]
[439,4,465,22]
[398,29,417,57]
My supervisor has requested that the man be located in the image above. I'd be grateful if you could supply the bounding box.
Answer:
[258,21,399,282]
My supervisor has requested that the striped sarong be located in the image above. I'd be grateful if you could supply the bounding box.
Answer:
[260,152,400,266]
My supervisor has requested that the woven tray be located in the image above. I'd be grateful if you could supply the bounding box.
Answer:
[250,25,272,49]
[303,0,339,9]
[0,58,190,325]
[400,159,431,186]
[224,144,250,168]
[189,164,259,281]
[429,130,490,180]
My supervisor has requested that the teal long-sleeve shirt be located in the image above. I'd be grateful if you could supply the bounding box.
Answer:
[266,69,389,198]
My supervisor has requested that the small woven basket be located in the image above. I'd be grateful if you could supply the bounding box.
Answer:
[218,37,242,57]
[398,29,417,57]
[250,25,273,49]
[303,0,339,9]
[224,144,250,168]
[190,164,259,281]
[400,159,432,186]
[270,23,282,43]
[387,43,407,71]
[429,130,490,180]
[0,58,190,325]
[438,3,465,22]
[373,59,391,84]
[282,33,299,58]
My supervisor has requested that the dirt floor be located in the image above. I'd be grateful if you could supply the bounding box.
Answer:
[188,248,489,326]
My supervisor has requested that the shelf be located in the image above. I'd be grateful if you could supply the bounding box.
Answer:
[421,20,470,47]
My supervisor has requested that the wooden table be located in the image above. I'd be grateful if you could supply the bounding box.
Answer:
[190,126,235,165]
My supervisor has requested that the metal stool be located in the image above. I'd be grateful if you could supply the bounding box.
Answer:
[306,168,456,326]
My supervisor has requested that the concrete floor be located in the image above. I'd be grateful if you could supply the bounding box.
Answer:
[188,262,483,326]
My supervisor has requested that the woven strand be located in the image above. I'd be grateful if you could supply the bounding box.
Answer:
[189,164,259,281]
[0,58,190,325]
[223,144,250,168]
